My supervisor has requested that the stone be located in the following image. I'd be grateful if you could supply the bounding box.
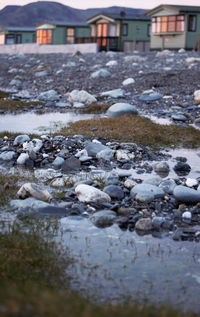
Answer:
[122,78,135,86]
[139,93,163,102]
[135,192,155,203]
[172,113,187,122]
[9,79,22,87]
[61,156,81,172]
[0,151,15,161]
[35,70,48,77]
[182,211,192,219]
[17,183,51,202]
[100,89,125,98]
[124,179,136,189]
[173,185,200,203]
[73,102,86,109]
[10,197,50,210]
[34,169,62,181]
[23,139,43,153]
[194,90,200,105]
[186,178,198,187]
[116,149,135,160]
[135,218,152,231]
[50,178,65,187]
[106,60,118,67]
[38,206,67,217]
[103,185,124,200]
[14,134,30,145]
[75,184,111,203]
[131,183,165,200]
[17,153,29,165]
[85,142,108,157]
[90,210,116,228]
[143,176,162,186]
[174,162,191,176]
[67,89,97,105]
[52,156,65,169]
[154,161,169,175]
[38,90,59,101]
[96,149,115,161]
[159,179,176,194]
[152,217,165,230]
[185,57,200,64]
[90,68,111,79]
[124,55,145,63]
[106,103,138,117]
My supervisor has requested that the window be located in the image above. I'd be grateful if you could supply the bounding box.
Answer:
[66,28,75,44]
[109,24,116,37]
[188,15,197,32]
[122,23,128,36]
[147,24,151,37]
[152,15,185,34]
[136,26,140,35]
[37,29,52,44]
[5,34,21,44]
[0,34,5,45]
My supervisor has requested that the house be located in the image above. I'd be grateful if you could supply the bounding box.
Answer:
[35,22,92,45]
[146,5,200,50]
[0,26,35,45]
[87,11,151,52]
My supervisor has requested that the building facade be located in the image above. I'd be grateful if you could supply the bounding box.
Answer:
[147,5,200,50]
[0,27,35,44]
[87,12,151,52]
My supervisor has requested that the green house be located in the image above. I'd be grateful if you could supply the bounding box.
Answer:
[147,4,200,50]
[0,26,35,45]
[35,22,91,45]
[87,12,151,52]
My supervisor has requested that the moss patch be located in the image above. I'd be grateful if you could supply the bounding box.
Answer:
[0,99,44,112]
[79,103,110,114]
[0,175,19,206]
[0,90,10,99]
[59,115,200,148]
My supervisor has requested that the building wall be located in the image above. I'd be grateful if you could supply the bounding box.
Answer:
[53,26,66,44]
[186,13,200,49]
[120,20,150,42]
[151,33,185,49]
[75,27,91,38]
[21,32,35,44]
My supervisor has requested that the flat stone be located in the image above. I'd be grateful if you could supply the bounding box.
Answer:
[106,60,118,67]
[52,156,65,169]
[96,149,115,161]
[10,197,50,210]
[85,142,108,157]
[38,206,67,217]
[173,185,200,203]
[61,156,81,173]
[90,210,116,227]
[100,89,125,98]
[143,176,162,186]
[139,93,163,102]
[17,183,51,202]
[131,183,165,200]
[103,185,124,200]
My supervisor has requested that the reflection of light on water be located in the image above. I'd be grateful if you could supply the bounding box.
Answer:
[0,111,96,134]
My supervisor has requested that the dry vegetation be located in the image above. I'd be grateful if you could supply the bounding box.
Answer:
[60,115,200,148]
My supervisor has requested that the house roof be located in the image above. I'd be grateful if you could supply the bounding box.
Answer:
[87,12,150,24]
[36,21,89,28]
[0,26,35,32]
[147,4,200,16]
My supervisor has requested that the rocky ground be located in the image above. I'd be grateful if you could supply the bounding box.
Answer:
[0,49,200,242]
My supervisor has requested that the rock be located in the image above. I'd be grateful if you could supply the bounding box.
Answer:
[172,113,187,122]
[85,142,108,157]
[122,78,135,86]
[186,178,198,187]
[38,90,59,101]
[17,153,29,165]
[174,162,191,176]
[100,89,125,98]
[154,161,169,175]
[14,134,30,145]
[50,177,65,187]
[106,60,118,67]
[61,156,81,173]
[9,79,22,87]
[194,90,200,105]
[34,169,62,181]
[67,89,97,105]
[124,55,145,63]
[75,184,111,203]
[124,179,136,189]
[90,68,111,79]
[135,218,152,231]
[178,48,185,53]
[106,103,138,117]
[103,185,124,200]
[182,211,192,219]
[173,185,200,203]
[116,149,135,160]
[90,210,116,227]
[159,179,176,194]
[0,151,16,161]
[185,57,200,64]
[131,183,165,200]
[38,206,67,217]
[10,197,50,210]
[35,70,48,77]
[52,156,65,169]
[17,183,51,202]
[143,176,162,186]
[96,149,115,161]
[139,93,163,102]
[73,102,86,109]
[23,139,43,153]
[135,192,155,203]
[152,217,165,230]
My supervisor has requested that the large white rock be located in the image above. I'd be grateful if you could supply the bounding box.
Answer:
[17,183,51,202]
[100,89,125,98]
[75,184,111,203]
[17,153,29,165]
[124,55,145,63]
[90,68,111,79]
[14,134,30,145]
[67,89,97,105]
[23,139,43,153]
[194,90,200,105]
[38,89,59,101]
[122,78,135,86]
[106,103,138,117]
[106,60,118,67]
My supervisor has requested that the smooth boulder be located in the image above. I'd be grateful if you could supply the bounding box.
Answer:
[75,184,111,203]
[173,185,200,203]
[106,103,138,117]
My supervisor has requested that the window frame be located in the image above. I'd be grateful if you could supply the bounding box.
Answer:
[188,15,197,32]
[36,29,52,44]
[152,15,185,34]
[122,23,128,36]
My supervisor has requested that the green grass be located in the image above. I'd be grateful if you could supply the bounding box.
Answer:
[0,99,44,112]
[0,220,197,317]
[79,103,110,114]
[59,115,200,148]
[0,90,10,99]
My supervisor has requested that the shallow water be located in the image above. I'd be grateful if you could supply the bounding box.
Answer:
[0,111,96,134]
[58,217,200,312]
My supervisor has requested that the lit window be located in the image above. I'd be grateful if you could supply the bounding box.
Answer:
[152,15,185,33]
[176,15,184,32]
[66,28,75,44]
[161,16,167,32]
[168,16,176,32]
[188,15,196,32]
[37,29,52,44]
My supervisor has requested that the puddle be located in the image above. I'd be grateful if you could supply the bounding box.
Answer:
[58,217,200,312]
[0,111,96,134]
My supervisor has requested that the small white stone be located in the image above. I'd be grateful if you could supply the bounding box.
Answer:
[194,90,200,105]
[17,153,29,165]
[122,78,135,86]
[182,211,192,219]
[106,60,118,67]
[186,178,198,187]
